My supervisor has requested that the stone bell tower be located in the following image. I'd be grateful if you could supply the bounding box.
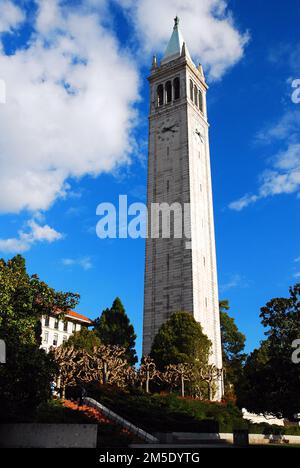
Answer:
[143,17,223,399]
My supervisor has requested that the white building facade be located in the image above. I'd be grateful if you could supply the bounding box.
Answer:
[143,18,223,399]
[41,310,92,352]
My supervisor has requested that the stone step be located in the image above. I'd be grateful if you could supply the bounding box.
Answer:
[173,437,228,445]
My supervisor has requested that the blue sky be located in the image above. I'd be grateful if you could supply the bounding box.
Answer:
[0,0,299,358]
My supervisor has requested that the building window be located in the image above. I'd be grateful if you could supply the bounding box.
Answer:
[63,321,68,332]
[157,84,164,106]
[166,179,170,192]
[190,79,193,101]
[199,90,203,112]
[205,297,208,308]
[165,81,172,103]
[54,319,59,330]
[167,146,170,158]
[53,334,58,346]
[173,77,180,99]
[44,316,49,327]
[203,256,206,266]
[194,85,198,107]
[167,253,170,271]
[72,323,76,333]
[63,335,68,343]
[44,332,49,343]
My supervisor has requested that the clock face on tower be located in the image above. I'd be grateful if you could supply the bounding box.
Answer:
[192,119,205,145]
[195,128,204,143]
[158,119,179,137]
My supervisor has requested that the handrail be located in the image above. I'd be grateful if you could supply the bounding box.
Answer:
[83,397,159,444]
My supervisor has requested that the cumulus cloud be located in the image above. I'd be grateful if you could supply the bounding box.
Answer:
[118,0,249,80]
[229,111,300,211]
[0,0,25,33]
[62,256,93,270]
[0,0,139,214]
[0,219,63,253]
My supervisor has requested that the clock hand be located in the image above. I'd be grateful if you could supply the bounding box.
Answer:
[162,124,177,133]
[195,129,204,142]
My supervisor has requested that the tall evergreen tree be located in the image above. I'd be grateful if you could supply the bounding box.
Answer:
[219,300,246,398]
[150,311,211,370]
[94,297,137,365]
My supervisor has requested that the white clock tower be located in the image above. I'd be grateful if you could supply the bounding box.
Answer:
[143,18,223,399]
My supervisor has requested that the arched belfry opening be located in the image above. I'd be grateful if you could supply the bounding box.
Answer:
[157,84,164,106]
[174,77,180,100]
[165,81,172,103]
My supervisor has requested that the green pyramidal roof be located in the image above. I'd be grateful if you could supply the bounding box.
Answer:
[161,16,192,64]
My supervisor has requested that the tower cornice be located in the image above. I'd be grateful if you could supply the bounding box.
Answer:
[148,58,208,91]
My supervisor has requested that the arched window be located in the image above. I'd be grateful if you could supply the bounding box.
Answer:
[173,77,180,99]
[199,90,203,112]
[190,79,193,101]
[157,84,164,106]
[194,85,198,107]
[166,81,172,103]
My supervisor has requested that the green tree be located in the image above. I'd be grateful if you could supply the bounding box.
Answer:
[0,255,79,421]
[236,284,300,419]
[150,311,211,370]
[94,297,137,365]
[219,300,246,398]
[236,340,272,414]
[62,327,101,353]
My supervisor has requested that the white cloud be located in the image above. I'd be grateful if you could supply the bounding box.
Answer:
[219,273,249,292]
[256,111,300,144]
[228,194,258,212]
[229,111,300,210]
[118,0,249,80]
[62,256,93,270]
[0,219,62,253]
[294,272,300,278]
[295,257,300,263]
[0,0,139,214]
[0,0,25,33]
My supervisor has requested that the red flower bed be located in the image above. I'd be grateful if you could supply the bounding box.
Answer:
[64,400,111,424]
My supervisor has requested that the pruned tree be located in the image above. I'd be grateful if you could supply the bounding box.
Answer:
[163,363,194,397]
[51,346,78,398]
[198,364,223,400]
[75,349,97,385]
[92,345,129,387]
[124,365,138,388]
[138,355,159,393]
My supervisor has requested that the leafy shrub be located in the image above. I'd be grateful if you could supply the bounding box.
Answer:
[35,399,92,424]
